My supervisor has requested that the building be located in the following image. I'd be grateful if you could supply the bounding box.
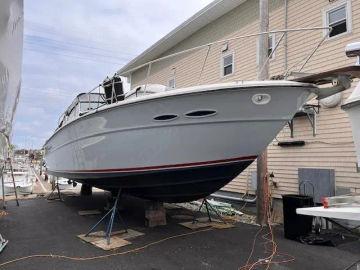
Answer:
[118,0,360,216]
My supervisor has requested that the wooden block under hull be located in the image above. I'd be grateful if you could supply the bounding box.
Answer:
[78,229,144,250]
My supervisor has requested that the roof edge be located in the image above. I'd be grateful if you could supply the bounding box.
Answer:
[117,0,227,76]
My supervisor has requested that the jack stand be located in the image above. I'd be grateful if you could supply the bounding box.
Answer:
[7,159,19,207]
[192,198,226,224]
[1,134,19,207]
[1,158,20,208]
[85,189,127,245]
[0,234,8,253]
[47,178,63,201]
[1,165,6,209]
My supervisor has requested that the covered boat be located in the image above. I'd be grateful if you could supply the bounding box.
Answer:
[343,81,360,166]
[44,76,323,202]
[342,42,360,167]
[0,0,24,159]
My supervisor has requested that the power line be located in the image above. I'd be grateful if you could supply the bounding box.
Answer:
[24,34,136,57]
[25,43,129,62]
[25,22,136,53]
[24,47,126,65]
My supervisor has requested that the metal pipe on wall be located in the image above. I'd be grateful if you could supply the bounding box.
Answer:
[284,0,289,74]
[212,193,257,203]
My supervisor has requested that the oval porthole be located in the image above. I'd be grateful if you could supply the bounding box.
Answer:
[154,114,178,121]
[185,110,217,118]
[252,94,271,105]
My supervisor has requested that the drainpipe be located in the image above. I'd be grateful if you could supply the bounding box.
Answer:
[284,0,289,75]
[212,192,257,203]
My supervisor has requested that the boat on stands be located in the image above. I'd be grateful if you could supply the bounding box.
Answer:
[44,72,356,202]
[43,28,360,203]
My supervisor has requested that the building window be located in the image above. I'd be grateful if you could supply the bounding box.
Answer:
[222,53,234,77]
[168,77,176,89]
[256,34,276,64]
[268,34,276,59]
[324,1,351,38]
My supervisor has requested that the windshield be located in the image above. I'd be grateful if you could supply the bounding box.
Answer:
[58,92,106,129]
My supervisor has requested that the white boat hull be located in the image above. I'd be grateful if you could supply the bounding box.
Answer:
[4,181,33,195]
[3,167,33,195]
[57,178,73,190]
[44,82,316,202]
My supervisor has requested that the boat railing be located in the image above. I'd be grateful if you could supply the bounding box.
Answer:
[57,26,333,129]
[117,26,333,89]
[57,80,127,128]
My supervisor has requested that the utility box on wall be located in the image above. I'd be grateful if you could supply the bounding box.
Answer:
[298,168,335,204]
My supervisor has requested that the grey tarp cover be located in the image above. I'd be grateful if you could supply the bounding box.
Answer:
[343,81,360,165]
[0,0,24,160]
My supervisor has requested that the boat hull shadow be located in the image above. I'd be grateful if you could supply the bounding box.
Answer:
[49,159,254,203]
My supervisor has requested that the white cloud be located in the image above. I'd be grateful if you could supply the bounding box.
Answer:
[13,0,213,148]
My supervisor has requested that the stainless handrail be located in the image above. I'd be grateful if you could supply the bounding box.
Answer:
[117,26,332,76]
[57,27,332,129]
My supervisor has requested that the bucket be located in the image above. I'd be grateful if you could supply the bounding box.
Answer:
[282,195,313,240]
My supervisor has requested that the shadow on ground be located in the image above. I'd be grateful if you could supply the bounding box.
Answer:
[0,193,359,270]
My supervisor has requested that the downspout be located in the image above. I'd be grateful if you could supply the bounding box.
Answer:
[212,192,257,203]
[284,0,289,75]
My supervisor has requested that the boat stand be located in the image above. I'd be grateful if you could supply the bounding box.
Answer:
[85,189,127,245]
[1,165,5,209]
[1,158,20,209]
[192,198,226,224]
[0,234,8,253]
[46,178,63,201]
[0,134,20,208]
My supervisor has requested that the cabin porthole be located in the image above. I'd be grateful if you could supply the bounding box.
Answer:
[153,114,179,122]
[185,110,217,118]
[252,94,271,105]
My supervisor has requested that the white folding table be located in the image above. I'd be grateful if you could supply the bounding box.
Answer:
[296,207,360,221]
[297,206,360,235]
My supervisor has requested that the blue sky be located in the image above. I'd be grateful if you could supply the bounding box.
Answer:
[13,0,213,149]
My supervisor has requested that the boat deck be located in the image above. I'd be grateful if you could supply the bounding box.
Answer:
[0,192,359,270]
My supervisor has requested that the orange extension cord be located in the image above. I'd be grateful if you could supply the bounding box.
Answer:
[0,178,295,269]
[0,228,213,268]
[238,173,296,270]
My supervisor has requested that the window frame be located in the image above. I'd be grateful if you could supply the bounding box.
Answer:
[268,33,276,60]
[221,51,235,78]
[256,33,276,65]
[323,0,352,39]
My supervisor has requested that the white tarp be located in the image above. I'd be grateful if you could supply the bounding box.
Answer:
[343,81,360,166]
[0,0,24,160]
